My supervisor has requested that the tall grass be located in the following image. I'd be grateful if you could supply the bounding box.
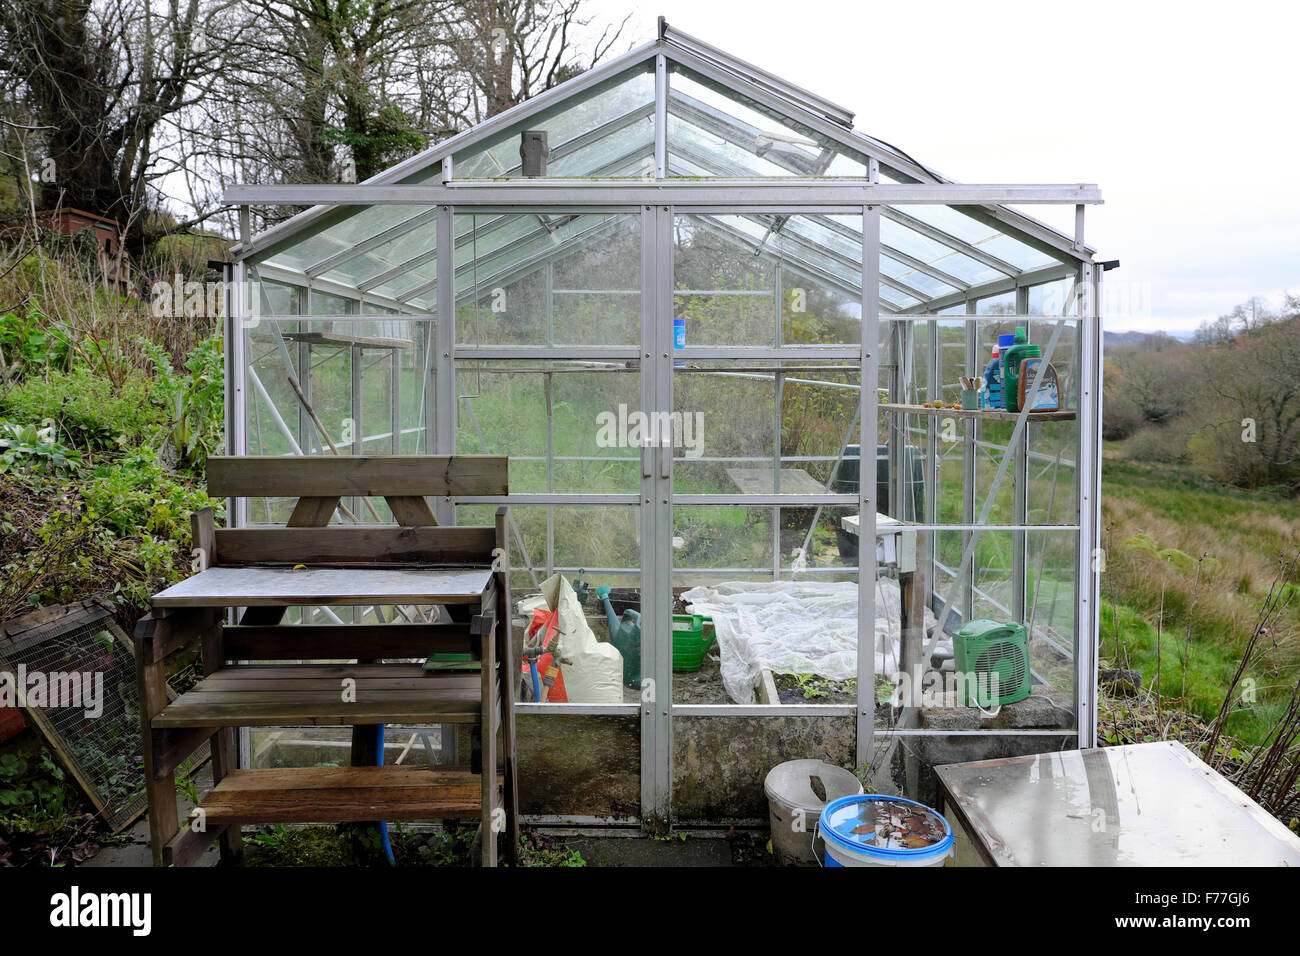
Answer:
[1102,457,1300,744]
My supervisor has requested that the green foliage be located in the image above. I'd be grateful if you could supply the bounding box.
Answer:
[82,446,215,540]
[0,305,73,371]
[140,334,225,469]
[0,420,83,474]
[1,365,162,449]
[322,103,428,161]
[0,749,75,832]
[0,448,219,615]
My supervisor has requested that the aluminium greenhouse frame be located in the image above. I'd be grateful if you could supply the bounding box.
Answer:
[222,20,1106,826]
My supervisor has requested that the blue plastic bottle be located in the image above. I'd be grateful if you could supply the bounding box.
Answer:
[982,334,1015,409]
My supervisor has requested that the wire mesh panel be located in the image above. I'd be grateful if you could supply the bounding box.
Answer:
[0,599,207,832]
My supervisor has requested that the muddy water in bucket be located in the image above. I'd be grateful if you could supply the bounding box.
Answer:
[764,760,863,866]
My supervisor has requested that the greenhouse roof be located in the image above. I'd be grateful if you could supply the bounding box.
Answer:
[235,18,1096,317]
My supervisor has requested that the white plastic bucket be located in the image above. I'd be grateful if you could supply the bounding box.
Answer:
[817,795,955,868]
[763,760,863,866]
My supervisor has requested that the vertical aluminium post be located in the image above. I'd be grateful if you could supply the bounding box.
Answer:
[654,55,668,179]
[434,205,457,525]
[640,203,673,825]
[856,203,881,770]
[1076,260,1103,747]
[963,299,978,620]
[1013,284,1031,623]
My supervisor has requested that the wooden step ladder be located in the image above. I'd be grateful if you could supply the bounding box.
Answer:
[133,455,519,866]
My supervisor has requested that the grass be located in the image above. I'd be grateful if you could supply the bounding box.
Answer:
[1101,457,1300,745]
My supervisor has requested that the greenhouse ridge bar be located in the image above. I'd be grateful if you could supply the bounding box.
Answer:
[222,17,1105,827]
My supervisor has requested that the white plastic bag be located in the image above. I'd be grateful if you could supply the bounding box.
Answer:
[681,579,943,704]
[518,573,623,703]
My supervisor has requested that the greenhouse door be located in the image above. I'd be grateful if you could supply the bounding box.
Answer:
[639,205,875,825]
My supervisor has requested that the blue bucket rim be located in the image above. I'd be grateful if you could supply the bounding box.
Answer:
[819,794,954,860]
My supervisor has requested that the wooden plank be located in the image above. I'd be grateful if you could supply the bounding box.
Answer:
[385,495,438,526]
[200,615,241,862]
[191,507,216,570]
[725,466,830,495]
[495,506,520,866]
[153,689,485,728]
[151,566,494,608]
[153,727,216,780]
[479,617,497,866]
[135,617,178,867]
[212,526,495,566]
[134,608,218,665]
[222,623,475,660]
[205,455,509,498]
[199,663,472,679]
[1,597,109,650]
[196,767,496,824]
[183,676,478,692]
[287,496,340,527]
[161,821,228,868]
[213,766,480,791]
[167,688,481,706]
[879,402,1076,422]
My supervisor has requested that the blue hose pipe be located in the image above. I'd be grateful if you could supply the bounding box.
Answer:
[376,723,395,865]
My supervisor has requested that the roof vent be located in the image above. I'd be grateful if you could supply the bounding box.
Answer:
[520,131,549,177]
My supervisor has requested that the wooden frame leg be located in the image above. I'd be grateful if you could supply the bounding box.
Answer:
[209,727,242,862]
[135,615,181,867]
[479,628,498,867]
[199,616,242,863]
[497,583,520,866]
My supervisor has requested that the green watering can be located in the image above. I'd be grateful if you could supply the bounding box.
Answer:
[595,585,641,687]
[571,569,591,606]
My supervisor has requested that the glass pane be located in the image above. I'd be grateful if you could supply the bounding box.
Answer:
[667,65,867,177]
[674,214,862,347]
[241,316,434,518]
[672,359,861,495]
[456,65,656,179]
[459,501,644,709]
[455,360,640,494]
[456,213,641,346]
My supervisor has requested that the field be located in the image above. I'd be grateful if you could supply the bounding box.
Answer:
[1100,455,1300,744]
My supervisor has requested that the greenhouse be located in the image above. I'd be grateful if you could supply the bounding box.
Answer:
[221,19,1106,828]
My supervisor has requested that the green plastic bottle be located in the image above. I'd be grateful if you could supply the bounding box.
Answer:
[1001,327,1039,413]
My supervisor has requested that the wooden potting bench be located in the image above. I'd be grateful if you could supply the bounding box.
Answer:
[132,455,519,867]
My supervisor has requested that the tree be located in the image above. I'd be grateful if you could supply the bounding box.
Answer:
[182,0,628,237]
[1194,306,1300,490]
[432,1,628,122]
[0,0,233,252]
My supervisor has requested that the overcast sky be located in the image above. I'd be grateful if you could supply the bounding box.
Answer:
[594,0,1298,333]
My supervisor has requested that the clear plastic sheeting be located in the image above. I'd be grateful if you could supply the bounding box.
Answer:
[681,579,941,703]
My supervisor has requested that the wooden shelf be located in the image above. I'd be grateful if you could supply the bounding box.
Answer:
[153,664,489,728]
[283,331,411,350]
[194,766,493,824]
[879,402,1076,422]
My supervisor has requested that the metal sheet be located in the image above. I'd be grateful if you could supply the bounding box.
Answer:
[151,566,493,607]
[936,741,1300,867]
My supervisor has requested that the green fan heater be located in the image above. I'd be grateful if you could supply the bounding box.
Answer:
[953,620,1031,707]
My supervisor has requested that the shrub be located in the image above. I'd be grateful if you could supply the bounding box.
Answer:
[0,366,163,449]
[1102,398,1143,442]
[81,445,216,541]
[0,420,83,474]
[141,334,224,470]
[0,304,73,373]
